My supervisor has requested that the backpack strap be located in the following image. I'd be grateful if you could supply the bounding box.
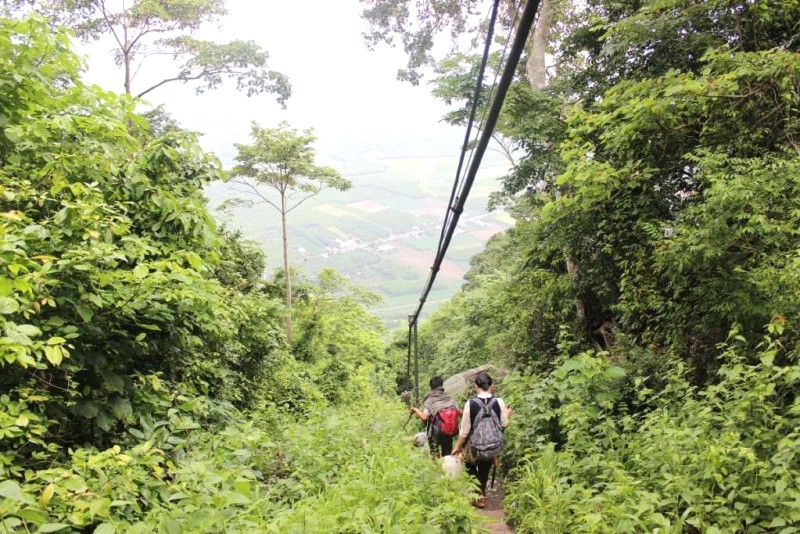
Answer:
[469,396,501,428]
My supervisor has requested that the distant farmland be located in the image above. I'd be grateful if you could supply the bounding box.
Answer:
[206,152,512,330]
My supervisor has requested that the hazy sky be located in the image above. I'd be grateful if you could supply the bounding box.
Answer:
[79,0,479,167]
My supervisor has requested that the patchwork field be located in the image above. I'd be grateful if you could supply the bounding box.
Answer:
[206,151,512,330]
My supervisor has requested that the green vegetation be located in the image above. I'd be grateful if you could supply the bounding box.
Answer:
[4,0,800,531]
[228,121,352,343]
[501,331,800,532]
[409,0,800,531]
[5,0,290,101]
[207,159,512,329]
[0,15,481,533]
[1,392,481,532]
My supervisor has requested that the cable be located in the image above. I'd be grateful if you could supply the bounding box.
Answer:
[437,0,502,253]
[409,0,541,329]
[458,1,521,203]
[407,1,504,399]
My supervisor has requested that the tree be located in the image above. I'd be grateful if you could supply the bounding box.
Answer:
[0,15,291,455]
[291,268,386,401]
[229,122,352,344]
[7,0,290,101]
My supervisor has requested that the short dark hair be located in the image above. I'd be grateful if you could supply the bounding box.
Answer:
[429,376,443,389]
[474,372,492,391]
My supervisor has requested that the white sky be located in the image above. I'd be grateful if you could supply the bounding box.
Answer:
[78,0,473,167]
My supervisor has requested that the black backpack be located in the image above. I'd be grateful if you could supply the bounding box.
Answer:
[468,397,504,461]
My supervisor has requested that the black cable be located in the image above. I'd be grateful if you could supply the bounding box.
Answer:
[437,0,502,253]
[409,0,541,328]
[459,1,521,201]
[405,1,505,396]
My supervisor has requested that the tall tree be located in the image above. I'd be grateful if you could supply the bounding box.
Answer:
[7,0,290,101]
[228,122,352,344]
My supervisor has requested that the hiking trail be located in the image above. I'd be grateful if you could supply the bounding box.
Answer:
[481,479,513,533]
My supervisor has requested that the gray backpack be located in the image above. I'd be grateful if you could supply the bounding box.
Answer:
[469,397,504,461]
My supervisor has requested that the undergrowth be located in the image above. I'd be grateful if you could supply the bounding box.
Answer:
[502,327,800,532]
[0,393,482,533]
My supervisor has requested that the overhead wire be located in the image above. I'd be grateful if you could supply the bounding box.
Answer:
[409,0,541,330]
[405,0,540,405]
[436,0,502,256]
[458,1,522,200]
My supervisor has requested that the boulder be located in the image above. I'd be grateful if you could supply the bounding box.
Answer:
[442,364,510,399]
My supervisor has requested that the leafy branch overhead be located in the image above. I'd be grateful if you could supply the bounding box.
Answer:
[10,0,291,101]
[361,0,484,84]
[140,36,290,99]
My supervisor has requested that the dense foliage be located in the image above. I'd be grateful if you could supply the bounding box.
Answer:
[0,16,436,533]
[413,0,800,530]
[421,0,800,375]
[499,326,800,532]
[5,0,800,531]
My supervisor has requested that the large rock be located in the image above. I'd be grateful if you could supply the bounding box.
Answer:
[442,364,509,399]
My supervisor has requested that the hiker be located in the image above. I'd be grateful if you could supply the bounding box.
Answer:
[452,372,511,508]
[409,376,461,457]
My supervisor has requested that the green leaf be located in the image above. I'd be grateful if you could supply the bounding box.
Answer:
[0,278,13,297]
[0,480,29,503]
[93,524,116,534]
[185,252,202,270]
[75,401,99,419]
[0,296,20,314]
[17,324,42,337]
[17,508,48,524]
[604,366,626,379]
[110,397,132,420]
[103,374,125,393]
[96,410,115,431]
[163,518,182,534]
[133,264,149,280]
[44,345,63,366]
[75,305,94,322]
[38,524,71,533]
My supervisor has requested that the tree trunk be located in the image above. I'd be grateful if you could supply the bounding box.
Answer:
[124,53,132,94]
[526,0,552,88]
[122,11,132,94]
[524,0,594,341]
[280,192,293,344]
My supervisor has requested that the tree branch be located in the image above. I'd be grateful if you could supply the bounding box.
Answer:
[98,0,125,52]
[287,188,325,213]
[229,178,281,212]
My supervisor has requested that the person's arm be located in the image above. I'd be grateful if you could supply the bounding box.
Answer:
[408,406,429,421]
[451,401,472,456]
[498,398,511,428]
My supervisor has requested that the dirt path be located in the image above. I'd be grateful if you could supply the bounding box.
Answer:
[480,480,514,533]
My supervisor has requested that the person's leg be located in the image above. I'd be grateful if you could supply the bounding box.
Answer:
[440,437,453,457]
[465,461,478,480]
[428,438,440,458]
[476,460,492,495]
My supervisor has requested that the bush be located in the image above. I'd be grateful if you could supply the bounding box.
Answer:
[0,392,483,533]
[503,326,800,532]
